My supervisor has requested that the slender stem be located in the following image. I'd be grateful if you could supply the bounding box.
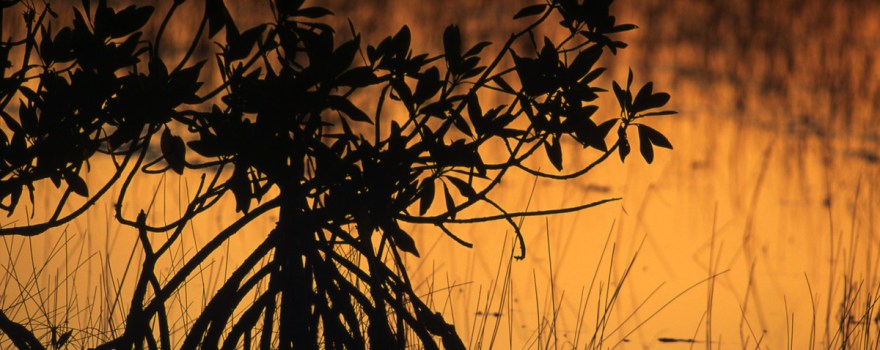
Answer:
[516,143,619,180]
[153,2,181,60]
[170,3,208,75]
[0,143,138,236]
[402,197,620,225]
[142,197,281,317]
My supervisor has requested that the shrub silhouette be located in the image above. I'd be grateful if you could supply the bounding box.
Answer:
[0,0,675,348]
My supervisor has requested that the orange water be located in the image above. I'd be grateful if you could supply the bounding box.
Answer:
[3,0,880,348]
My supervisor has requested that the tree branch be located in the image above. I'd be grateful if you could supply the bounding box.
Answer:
[401,197,621,224]
[0,309,44,350]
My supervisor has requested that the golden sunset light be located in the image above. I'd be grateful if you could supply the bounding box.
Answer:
[1,0,879,349]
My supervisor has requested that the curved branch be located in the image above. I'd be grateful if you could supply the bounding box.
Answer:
[436,223,473,248]
[516,142,620,180]
[481,195,528,259]
[202,260,280,349]
[0,141,140,237]
[465,7,555,96]
[0,309,44,350]
[114,127,156,227]
[123,167,228,235]
[153,1,182,60]
[409,125,536,224]
[171,4,209,76]
[218,288,277,350]
[400,197,621,225]
[142,197,281,317]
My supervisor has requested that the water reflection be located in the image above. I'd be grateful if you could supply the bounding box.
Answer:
[2,0,879,348]
[348,1,880,348]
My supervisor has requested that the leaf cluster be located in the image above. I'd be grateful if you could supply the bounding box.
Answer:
[0,0,675,347]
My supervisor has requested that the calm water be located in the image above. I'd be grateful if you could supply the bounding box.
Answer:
[3,0,880,348]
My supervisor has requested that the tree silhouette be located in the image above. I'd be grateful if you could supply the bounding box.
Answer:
[0,0,675,348]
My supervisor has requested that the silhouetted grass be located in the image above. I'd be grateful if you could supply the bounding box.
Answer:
[4,0,880,348]
[4,195,880,349]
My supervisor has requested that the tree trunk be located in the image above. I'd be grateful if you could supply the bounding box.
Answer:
[275,190,318,350]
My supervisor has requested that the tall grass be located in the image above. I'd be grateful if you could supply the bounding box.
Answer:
[3,0,880,348]
[2,175,880,349]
